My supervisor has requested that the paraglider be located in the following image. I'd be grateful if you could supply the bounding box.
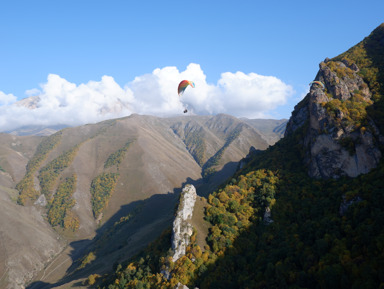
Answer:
[178,80,195,96]
[309,81,325,90]
[178,80,195,113]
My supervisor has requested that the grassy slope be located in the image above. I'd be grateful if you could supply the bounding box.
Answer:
[23,114,273,288]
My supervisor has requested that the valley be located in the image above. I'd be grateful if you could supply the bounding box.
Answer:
[0,114,283,288]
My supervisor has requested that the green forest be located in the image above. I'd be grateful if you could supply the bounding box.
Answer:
[91,172,120,218]
[38,145,80,197]
[16,131,62,205]
[47,174,79,231]
[104,140,134,169]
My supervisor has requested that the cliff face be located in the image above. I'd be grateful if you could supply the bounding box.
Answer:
[171,184,197,262]
[285,58,383,178]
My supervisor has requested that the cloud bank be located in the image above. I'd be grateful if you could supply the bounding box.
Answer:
[0,63,293,132]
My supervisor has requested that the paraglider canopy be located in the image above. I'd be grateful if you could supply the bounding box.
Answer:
[178,80,195,114]
[309,81,325,90]
[178,80,195,96]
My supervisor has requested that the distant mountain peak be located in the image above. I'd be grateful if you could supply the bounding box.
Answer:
[16,95,40,109]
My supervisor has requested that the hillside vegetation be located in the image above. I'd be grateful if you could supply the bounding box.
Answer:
[333,23,384,133]
[47,174,79,230]
[91,172,120,218]
[38,145,80,197]
[16,131,62,204]
[96,123,384,289]
[104,140,134,169]
[91,24,384,289]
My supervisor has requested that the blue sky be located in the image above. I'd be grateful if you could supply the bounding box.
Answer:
[0,0,383,130]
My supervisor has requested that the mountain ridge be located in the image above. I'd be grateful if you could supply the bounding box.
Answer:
[0,113,280,288]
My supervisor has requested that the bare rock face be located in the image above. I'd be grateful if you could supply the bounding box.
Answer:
[285,59,383,178]
[171,184,197,262]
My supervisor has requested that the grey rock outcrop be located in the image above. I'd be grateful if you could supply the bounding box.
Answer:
[34,194,47,206]
[263,207,273,224]
[285,59,383,178]
[174,282,189,289]
[171,184,197,262]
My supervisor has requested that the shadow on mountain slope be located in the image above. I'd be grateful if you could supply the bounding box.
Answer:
[26,162,237,288]
[26,193,176,289]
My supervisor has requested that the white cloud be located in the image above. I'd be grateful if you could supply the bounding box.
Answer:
[0,91,17,105]
[217,71,293,118]
[0,75,134,131]
[0,63,294,132]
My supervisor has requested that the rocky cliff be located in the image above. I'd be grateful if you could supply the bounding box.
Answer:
[285,58,383,178]
[171,184,197,262]
[160,184,197,283]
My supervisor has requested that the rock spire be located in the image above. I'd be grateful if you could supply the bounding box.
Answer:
[171,184,197,262]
